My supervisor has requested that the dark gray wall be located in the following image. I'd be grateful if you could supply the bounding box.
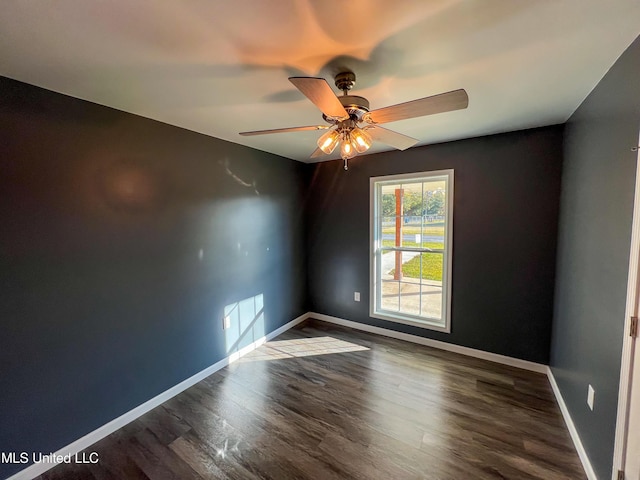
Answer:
[307,126,564,364]
[550,35,640,479]
[0,76,307,478]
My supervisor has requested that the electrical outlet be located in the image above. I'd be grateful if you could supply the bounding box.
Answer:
[223,315,231,330]
[587,384,595,411]
[354,292,360,302]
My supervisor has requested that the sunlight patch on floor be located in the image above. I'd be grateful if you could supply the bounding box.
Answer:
[238,336,369,362]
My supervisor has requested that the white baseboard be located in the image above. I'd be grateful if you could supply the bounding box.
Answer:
[5,312,309,480]
[308,312,548,373]
[546,367,597,480]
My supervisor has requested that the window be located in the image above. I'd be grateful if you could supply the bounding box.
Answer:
[370,170,453,332]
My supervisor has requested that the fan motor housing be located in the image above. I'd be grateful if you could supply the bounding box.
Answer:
[339,95,369,111]
[339,95,370,120]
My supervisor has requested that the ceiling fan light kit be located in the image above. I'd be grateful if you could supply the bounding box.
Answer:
[239,71,469,170]
[317,117,373,169]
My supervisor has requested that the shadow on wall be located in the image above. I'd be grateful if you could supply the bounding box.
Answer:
[97,156,260,215]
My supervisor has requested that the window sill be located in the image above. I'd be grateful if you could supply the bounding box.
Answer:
[370,310,450,333]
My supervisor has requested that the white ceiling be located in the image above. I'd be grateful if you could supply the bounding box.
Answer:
[1,1,639,163]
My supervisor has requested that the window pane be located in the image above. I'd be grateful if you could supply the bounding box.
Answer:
[399,281,421,317]
[381,216,397,249]
[422,181,446,249]
[421,281,442,320]
[380,185,397,216]
[382,220,422,248]
[385,250,427,281]
[380,248,398,279]
[422,246,443,321]
[381,280,400,312]
[419,252,444,282]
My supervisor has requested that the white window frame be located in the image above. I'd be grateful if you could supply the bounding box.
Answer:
[369,169,454,333]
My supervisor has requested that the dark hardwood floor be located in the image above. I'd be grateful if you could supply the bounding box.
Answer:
[36,319,585,479]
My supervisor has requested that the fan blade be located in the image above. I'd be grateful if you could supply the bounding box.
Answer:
[310,147,325,159]
[366,89,468,125]
[239,125,330,136]
[289,77,348,119]
[366,126,419,151]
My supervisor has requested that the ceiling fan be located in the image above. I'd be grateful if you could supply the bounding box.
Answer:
[240,72,468,170]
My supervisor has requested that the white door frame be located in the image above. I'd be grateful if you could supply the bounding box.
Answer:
[612,131,640,480]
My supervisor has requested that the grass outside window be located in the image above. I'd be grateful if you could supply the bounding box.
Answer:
[389,253,443,281]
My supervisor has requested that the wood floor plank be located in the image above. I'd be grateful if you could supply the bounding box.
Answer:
[138,405,192,446]
[168,436,229,480]
[87,440,150,480]
[34,319,586,480]
[123,427,203,480]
